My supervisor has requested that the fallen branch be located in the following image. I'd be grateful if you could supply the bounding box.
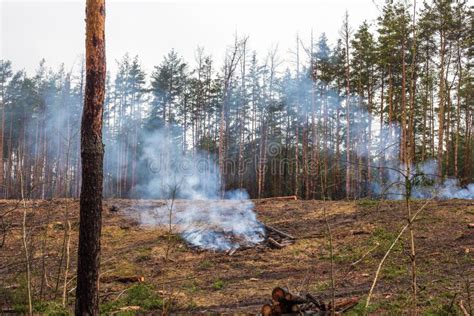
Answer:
[265,224,295,240]
[351,242,380,266]
[267,237,284,249]
[258,195,298,202]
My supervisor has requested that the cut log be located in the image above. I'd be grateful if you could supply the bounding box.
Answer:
[100,275,144,284]
[265,225,295,240]
[272,287,288,302]
[266,287,358,315]
[272,304,283,315]
[257,195,298,202]
[261,304,273,316]
[267,237,284,249]
[271,287,309,313]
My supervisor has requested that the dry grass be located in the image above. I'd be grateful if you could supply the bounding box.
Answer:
[0,198,473,314]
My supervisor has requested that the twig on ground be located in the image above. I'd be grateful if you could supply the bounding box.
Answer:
[351,242,380,266]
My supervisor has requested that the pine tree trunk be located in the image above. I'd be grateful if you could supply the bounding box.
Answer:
[400,27,408,166]
[367,77,372,197]
[5,111,13,198]
[0,95,4,197]
[430,88,435,157]
[75,0,106,314]
[294,35,300,198]
[344,15,351,199]
[302,122,308,199]
[454,44,462,177]
[379,68,385,171]
[445,93,451,176]
[218,95,226,195]
[464,107,472,181]
[335,92,341,198]
[437,30,446,180]
[422,56,429,161]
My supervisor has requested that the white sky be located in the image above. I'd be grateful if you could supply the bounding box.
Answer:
[1,0,381,76]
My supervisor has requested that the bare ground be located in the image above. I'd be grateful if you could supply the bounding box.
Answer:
[0,198,473,314]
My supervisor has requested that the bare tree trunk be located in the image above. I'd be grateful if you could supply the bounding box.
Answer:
[238,41,247,189]
[367,71,373,197]
[464,107,472,181]
[218,36,243,196]
[454,44,462,177]
[335,87,341,198]
[19,154,32,316]
[408,6,417,165]
[75,0,106,314]
[5,111,13,198]
[379,68,385,171]
[343,11,352,199]
[422,55,429,161]
[0,95,4,197]
[218,98,227,195]
[400,15,408,166]
[430,88,435,157]
[302,121,308,198]
[258,122,267,198]
[294,35,300,197]
[437,29,446,180]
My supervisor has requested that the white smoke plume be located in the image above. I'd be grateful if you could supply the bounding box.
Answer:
[130,126,265,251]
[287,74,473,200]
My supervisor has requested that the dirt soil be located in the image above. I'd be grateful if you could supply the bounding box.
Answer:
[0,198,473,314]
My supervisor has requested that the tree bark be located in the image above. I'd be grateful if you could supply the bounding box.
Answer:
[343,11,351,199]
[437,28,446,180]
[75,0,106,314]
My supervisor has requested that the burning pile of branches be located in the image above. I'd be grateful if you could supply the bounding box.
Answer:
[261,287,359,315]
[184,223,296,254]
[223,224,296,255]
[129,199,297,252]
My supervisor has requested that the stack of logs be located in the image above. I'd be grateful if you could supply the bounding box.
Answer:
[262,287,358,316]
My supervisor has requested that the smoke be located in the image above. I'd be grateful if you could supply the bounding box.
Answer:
[284,71,474,200]
[371,158,474,200]
[134,127,220,199]
[136,198,264,251]
[129,125,265,251]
